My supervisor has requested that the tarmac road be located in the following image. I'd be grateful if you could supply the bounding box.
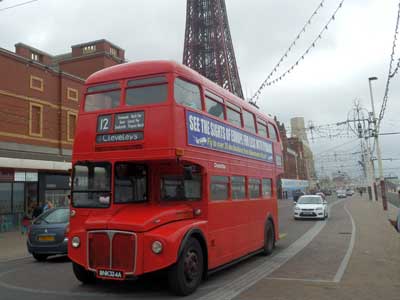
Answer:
[0,195,357,300]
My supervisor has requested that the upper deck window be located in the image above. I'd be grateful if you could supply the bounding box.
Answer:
[126,76,168,106]
[243,110,256,133]
[226,102,242,127]
[205,94,224,120]
[174,78,202,110]
[257,118,268,138]
[268,123,278,141]
[85,83,121,112]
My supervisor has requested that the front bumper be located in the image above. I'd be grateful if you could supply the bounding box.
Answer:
[27,238,68,255]
[294,211,325,219]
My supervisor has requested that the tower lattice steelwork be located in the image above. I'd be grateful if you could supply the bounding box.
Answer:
[183,0,244,99]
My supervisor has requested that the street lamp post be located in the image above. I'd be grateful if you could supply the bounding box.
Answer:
[368,77,388,210]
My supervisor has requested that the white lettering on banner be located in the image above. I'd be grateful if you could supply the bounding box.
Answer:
[187,111,274,162]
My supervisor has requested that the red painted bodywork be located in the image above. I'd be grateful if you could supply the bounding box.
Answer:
[68,60,283,277]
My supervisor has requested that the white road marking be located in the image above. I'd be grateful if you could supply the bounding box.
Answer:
[266,277,333,283]
[196,199,346,300]
[333,202,356,283]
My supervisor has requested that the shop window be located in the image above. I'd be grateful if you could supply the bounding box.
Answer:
[67,112,77,141]
[174,78,202,110]
[231,176,246,200]
[249,178,261,199]
[30,75,44,92]
[29,103,43,137]
[67,88,79,101]
[12,183,24,213]
[0,183,12,214]
[210,176,229,201]
[262,178,272,198]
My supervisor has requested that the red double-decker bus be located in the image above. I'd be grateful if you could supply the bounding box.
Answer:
[68,61,283,295]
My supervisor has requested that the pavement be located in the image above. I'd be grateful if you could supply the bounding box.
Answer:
[0,231,29,262]
[236,196,400,300]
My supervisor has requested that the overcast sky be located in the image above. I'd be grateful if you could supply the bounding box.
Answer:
[0,0,399,179]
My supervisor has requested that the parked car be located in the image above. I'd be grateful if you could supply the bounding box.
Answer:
[294,195,328,220]
[346,189,355,196]
[336,190,347,198]
[27,207,69,261]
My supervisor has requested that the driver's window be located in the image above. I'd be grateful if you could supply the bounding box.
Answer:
[114,163,147,203]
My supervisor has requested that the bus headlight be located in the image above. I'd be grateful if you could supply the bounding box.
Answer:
[72,236,80,248]
[152,241,163,254]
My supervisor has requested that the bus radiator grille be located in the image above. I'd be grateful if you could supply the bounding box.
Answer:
[88,232,110,269]
[112,233,136,272]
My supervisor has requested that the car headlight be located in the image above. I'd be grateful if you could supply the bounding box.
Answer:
[152,241,163,254]
[316,207,323,211]
[71,236,80,248]
[294,207,301,211]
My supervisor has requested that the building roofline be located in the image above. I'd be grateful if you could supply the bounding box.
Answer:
[71,39,124,51]
[0,47,84,83]
[57,51,125,64]
[14,42,54,57]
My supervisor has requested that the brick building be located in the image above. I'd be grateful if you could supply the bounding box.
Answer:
[275,118,310,199]
[0,39,125,232]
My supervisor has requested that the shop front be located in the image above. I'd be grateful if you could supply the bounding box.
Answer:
[281,178,310,200]
[0,168,70,233]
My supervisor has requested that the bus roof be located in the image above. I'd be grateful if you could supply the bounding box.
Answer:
[86,60,276,125]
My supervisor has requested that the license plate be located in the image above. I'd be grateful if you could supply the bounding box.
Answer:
[97,269,125,280]
[38,235,55,241]
[303,212,313,215]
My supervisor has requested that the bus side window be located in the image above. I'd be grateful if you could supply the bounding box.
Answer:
[249,178,261,199]
[243,110,256,133]
[231,176,246,200]
[268,123,279,141]
[226,102,242,128]
[174,78,202,110]
[262,178,272,198]
[257,118,268,138]
[210,176,229,201]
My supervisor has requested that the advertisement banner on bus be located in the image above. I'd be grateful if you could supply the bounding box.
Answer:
[186,111,274,162]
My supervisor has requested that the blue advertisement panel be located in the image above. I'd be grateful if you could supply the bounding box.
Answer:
[186,111,274,162]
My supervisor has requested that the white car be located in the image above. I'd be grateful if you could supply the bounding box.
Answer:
[336,190,347,198]
[294,195,328,220]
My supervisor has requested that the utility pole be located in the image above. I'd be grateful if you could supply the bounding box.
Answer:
[368,77,388,210]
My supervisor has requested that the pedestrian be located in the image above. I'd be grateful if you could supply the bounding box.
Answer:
[42,200,54,212]
[32,202,43,219]
[359,188,363,197]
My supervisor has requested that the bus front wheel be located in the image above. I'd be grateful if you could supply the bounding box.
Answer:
[168,237,204,296]
[262,220,275,256]
[72,262,96,284]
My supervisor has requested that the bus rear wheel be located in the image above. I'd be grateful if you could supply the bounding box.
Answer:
[72,262,96,284]
[168,238,204,296]
[262,220,275,256]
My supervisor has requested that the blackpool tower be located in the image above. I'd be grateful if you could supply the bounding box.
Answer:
[183,0,244,99]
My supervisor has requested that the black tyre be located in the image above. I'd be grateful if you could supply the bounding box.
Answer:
[72,262,96,284]
[168,238,204,296]
[262,220,275,256]
[32,253,48,261]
